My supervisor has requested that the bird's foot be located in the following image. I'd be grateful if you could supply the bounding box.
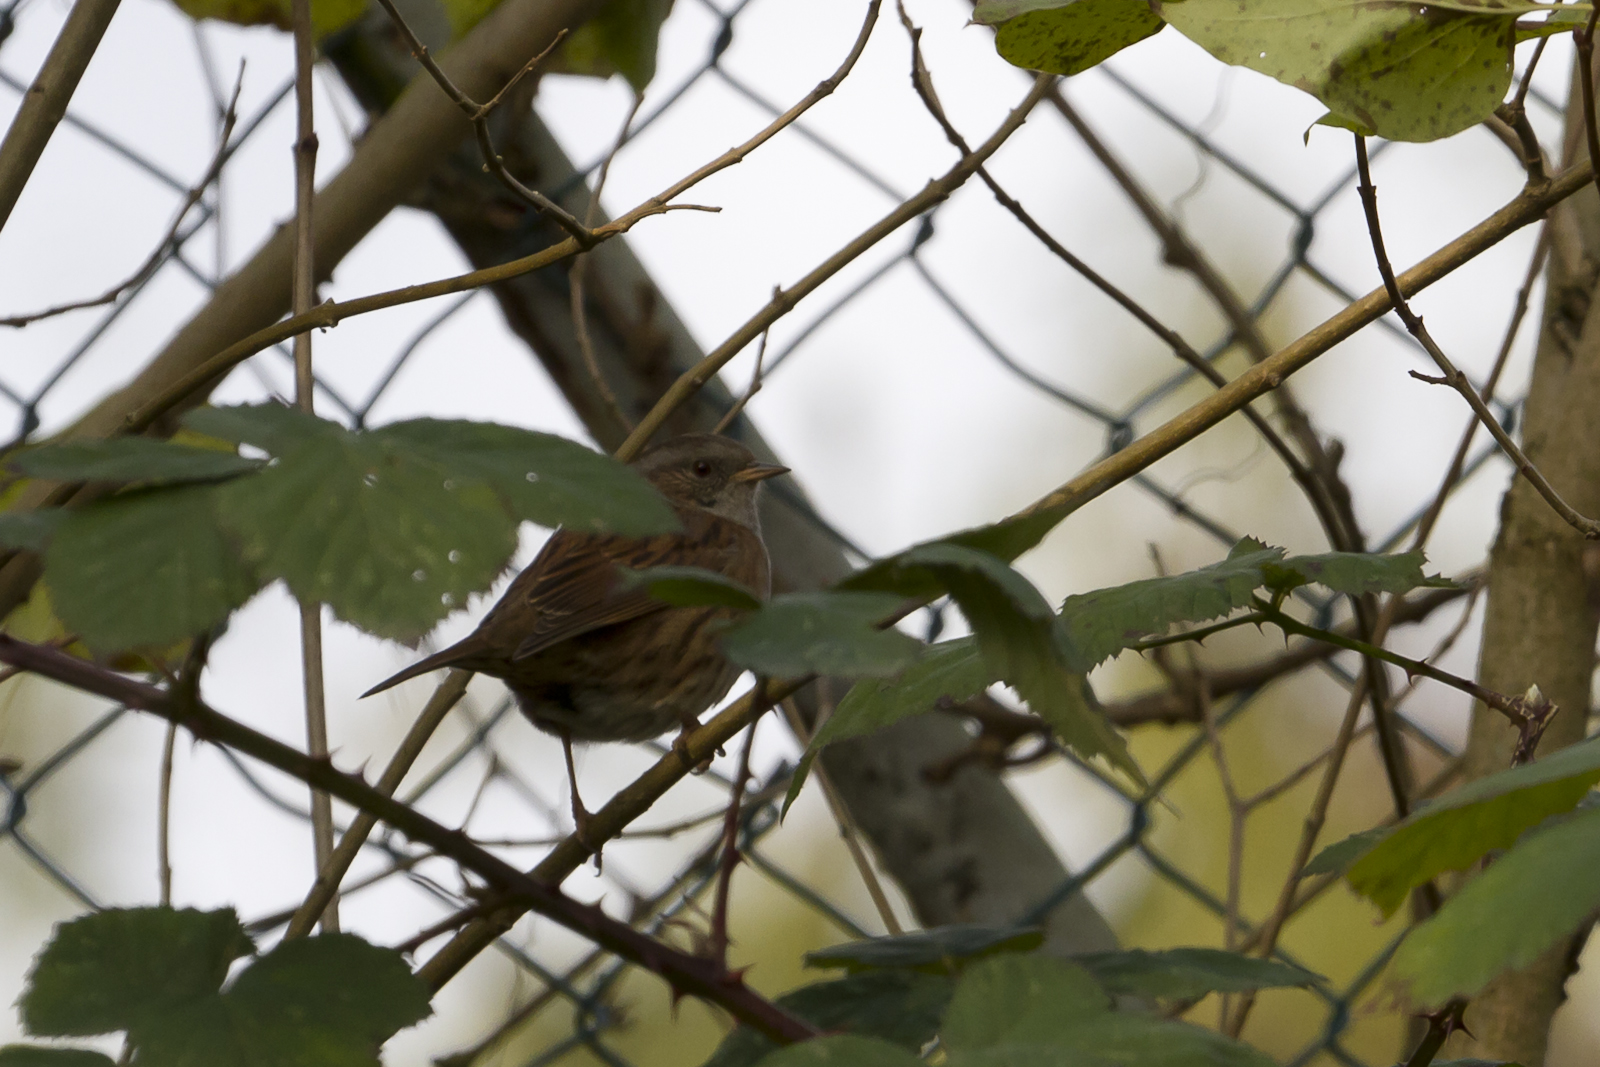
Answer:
[571,799,604,869]
[673,722,714,774]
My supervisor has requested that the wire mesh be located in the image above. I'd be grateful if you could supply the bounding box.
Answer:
[0,1,1580,1065]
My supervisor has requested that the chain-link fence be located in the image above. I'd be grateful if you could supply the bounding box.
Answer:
[0,1,1586,1064]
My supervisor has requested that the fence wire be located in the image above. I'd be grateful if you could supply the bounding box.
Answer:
[0,2,1576,1065]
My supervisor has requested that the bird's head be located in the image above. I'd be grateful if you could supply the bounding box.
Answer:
[633,434,789,529]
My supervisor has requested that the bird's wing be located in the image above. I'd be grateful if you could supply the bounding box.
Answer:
[504,511,749,660]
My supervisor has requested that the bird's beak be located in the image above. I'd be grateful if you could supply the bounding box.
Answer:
[732,462,790,484]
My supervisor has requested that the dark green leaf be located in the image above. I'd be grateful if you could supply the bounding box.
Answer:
[783,637,992,815]
[20,907,252,1037]
[1432,1061,1526,1067]
[1154,0,1530,143]
[984,0,1165,77]
[45,485,260,652]
[943,505,1074,565]
[8,439,260,485]
[720,593,921,679]
[704,971,953,1067]
[553,0,675,89]
[946,1014,1279,1067]
[1073,948,1322,998]
[846,542,1137,782]
[806,926,1045,974]
[182,403,335,455]
[1302,825,1392,878]
[1059,538,1283,668]
[622,566,762,610]
[941,956,1109,1051]
[1262,548,1454,598]
[1389,805,1600,1006]
[0,510,62,552]
[212,434,517,643]
[131,934,432,1067]
[0,1048,117,1067]
[1346,733,1600,916]
[373,419,677,536]
[748,1036,925,1067]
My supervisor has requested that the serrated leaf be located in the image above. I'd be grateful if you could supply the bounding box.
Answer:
[212,434,517,643]
[806,926,1045,975]
[749,1035,926,1067]
[1154,0,1530,142]
[941,956,1109,1051]
[8,439,260,485]
[167,0,365,37]
[783,637,992,815]
[1302,825,1392,878]
[623,566,763,610]
[1388,806,1600,1007]
[132,934,431,1067]
[985,0,1165,77]
[553,0,675,89]
[45,485,260,653]
[1060,539,1284,669]
[1345,733,1600,917]
[372,419,677,536]
[720,593,921,680]
[0,1049,117,1067]
[0,510,62,552]
[20,907,253,1038]
[1073,948,1322,998]
[845,542,1137,782]
[1263,548,1453,598]
[705,971,953,1067]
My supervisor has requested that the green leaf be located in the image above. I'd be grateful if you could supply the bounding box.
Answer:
[1345,733,1600,916]
[806,925,1045,975]
[212,434,517,643]
[748,1035,926,1067]
[705,972,953,1067]
[783,637,991,815]
[941,956,1109,1051]
[1153,0,1530,143]
[1262,548,1454,598]
[982,0,1165,77]
[946,1014,1279,1067]
[372,419,677,536]
[553,0,676,89]
[1302,825,1392,878]
[720,593,922,679]
[167,0,365,36]
[622,566,762,610]
[1060,537,1284,668]
[846,542,1137,782]
[0,510,63,552]
[1388,805,1600,1007]
[8,439,260,485]
[19,907,253,1037]
[45,485,261,653]
[1073,947,1323,998]
[0,1048,117,1067]
[182,403,336,456]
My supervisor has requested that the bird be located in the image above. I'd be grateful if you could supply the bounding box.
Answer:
[362,433,787,847]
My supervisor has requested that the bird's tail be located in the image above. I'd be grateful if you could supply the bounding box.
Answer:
[361,639,478,699]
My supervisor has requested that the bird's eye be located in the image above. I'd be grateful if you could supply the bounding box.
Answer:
[693,460,712,477]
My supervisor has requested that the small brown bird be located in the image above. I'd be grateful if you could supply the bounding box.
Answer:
[363,433,787,842]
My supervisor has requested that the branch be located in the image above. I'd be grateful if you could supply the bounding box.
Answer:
[0,635,818,1046]
[1353,136,1600,541]
[0,0,122,233]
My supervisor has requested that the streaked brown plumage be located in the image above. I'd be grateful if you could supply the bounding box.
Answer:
[362,434,786,838]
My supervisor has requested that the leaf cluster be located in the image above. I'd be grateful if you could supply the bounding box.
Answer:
[1,907,431,1067]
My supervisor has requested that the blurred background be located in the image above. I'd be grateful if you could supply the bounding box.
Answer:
[0,0,1594,1063]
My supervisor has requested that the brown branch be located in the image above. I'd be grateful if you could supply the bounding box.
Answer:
[708,718,758,970]
[1576,7,1600,199]
[0,634,818,1046]
[0,0,122,233]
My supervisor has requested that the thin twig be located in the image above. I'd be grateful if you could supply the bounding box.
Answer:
[157,722,176,905]
[709,717,759,970]
[2,65,244,328]
[571,92,645,435]
[713,296,774,435]
[1355,135,1600,541]
[1576,6,1600,198]
[290,0,337,934]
